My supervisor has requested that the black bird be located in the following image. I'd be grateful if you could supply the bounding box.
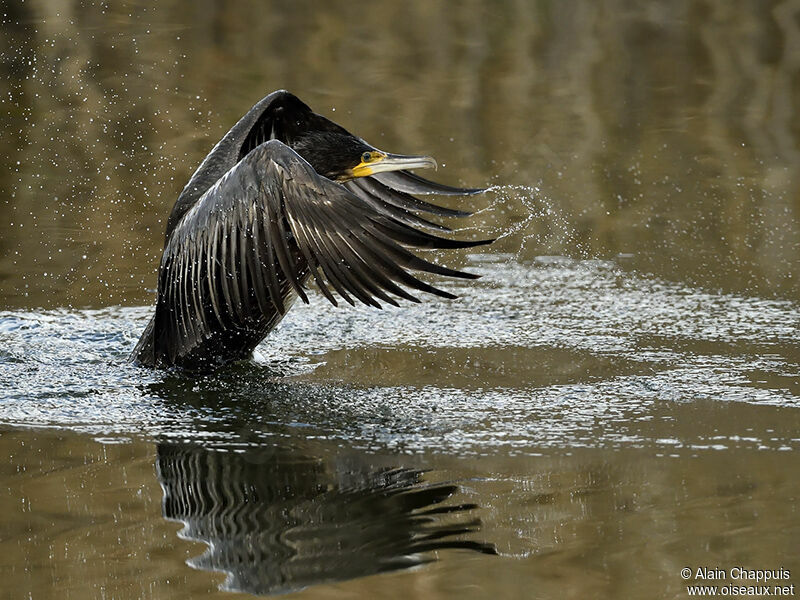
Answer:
[131,90,490,370]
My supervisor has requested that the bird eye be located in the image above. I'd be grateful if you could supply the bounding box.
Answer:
[361,152,372,163]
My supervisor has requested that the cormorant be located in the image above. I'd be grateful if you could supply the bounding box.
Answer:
[131,90,490,370]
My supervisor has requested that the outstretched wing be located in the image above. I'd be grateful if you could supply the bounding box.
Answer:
[149,140,490,365]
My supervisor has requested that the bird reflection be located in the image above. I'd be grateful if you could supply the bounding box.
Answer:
[156,443,496,595]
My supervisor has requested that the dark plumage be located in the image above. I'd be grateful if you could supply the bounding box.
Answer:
[131,90,490,370]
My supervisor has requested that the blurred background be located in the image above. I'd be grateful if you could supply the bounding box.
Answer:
[1,0,798,309]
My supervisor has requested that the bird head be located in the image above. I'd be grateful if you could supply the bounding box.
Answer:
[291,130,437,182]
[243,91,437,182]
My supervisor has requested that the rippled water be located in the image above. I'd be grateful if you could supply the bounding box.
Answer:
[1,254,797,452]
[3,1,800,598]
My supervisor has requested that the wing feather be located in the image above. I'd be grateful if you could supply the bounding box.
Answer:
[371,170,485,198]
[254,198,284,314]
[344,180,454,231]
[248,201,273,315]
[298,201,362,306]
[236,211,251,320]
[206,220,225,327]
[217,219,237,324]
[316,199,422,304]
[267,185,308,303]
[285,191,343,306]
[227,217,244,321]
[178,249,190,342]
[189,237,207,337]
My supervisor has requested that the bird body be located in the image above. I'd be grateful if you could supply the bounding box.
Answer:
[131,90,489,370]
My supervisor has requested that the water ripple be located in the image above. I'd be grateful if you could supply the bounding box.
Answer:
[0,257,797,454]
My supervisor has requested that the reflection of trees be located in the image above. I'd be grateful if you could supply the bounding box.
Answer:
[156,442,495,595]
[2,0,799,306]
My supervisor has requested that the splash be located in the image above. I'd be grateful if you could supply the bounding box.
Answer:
[465,184,579,259]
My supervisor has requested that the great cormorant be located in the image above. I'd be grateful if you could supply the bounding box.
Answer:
[131,90,490,369]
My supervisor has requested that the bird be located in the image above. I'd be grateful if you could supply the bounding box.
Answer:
[131,90,491,370]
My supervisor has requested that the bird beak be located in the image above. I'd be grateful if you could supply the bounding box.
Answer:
[349,152,437,179]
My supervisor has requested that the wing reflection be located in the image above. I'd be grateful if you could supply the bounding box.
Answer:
[156,443,495,595]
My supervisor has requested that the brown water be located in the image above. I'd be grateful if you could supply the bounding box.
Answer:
[1,1,799,599]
